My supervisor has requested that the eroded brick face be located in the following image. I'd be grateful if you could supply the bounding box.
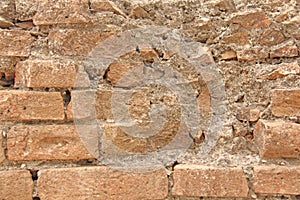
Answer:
[254,120,300,158]
[7,125,94,161]
[253,166,300,195]
[0,30,35,57]
[270,89,300,117]
[0,170,33,200]
[0,91,64,121]
[0,0,300,199]
[172,165,249,198]
[38,167,168,200]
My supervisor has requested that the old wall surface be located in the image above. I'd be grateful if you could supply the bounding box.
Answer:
[0,0,299,199]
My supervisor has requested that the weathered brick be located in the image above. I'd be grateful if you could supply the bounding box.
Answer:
[107,61,143,86]
[254,120,300,158]
[0,30,35,57]
[33,0,92,25]
[259,61,300,80]
[48,29,113,56]
[67,90,96,121]
[259,28,285,46]
[172,165,249,197]
[38,167,168,200]
[15,60,77,88]
[283,16,300,40]
[0,170,33,200]
[270,45,299,58]
[0,91,64,121]
[0,16,14,28]
[236,108,260,122]
[237,48,269,62]
[129,6,150,19]
[210,0,236,12]
[230,11,271,28]
[270,89,300,116]
[253,166,300,195]
[220,50,237,60]
[0,0,15,20]
[15,0,39,21]
[222,31,249,45]
[90,0,126,17]
[7,125,94,161]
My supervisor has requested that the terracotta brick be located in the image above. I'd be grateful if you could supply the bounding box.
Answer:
[90,0,126,17]
[220,50,237,60]
[259,61,300,80]
[253,166,300,195]
[254,120,300,158]
[172,165,249,197]
[7,125,94,161]
[0,91,64,121]
[33,0,92,25]
[270,89,300,117]
[270,45,299,58]
[48,29,113,56]
[222,32,249,45]
[15,60,77,88]
[237,48,269,62]
[230,11,271,29]
[0,170,33,200]
[107,61,143,86]
[259,28,285,46]
[38,167,168,200]
[0,30,35,57]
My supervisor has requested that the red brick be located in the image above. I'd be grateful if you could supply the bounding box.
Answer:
[230,11,271,28]
[172,165,249,197]
[220,50,237,60]
[270,45,299,58]
[0,170,33,200]
[259,61,300,80]
[7,125,94,161]
[15,60,77,88]
[48,29,113,56]
[107,61,143,86]
[254,120,300,158]
[38,167,168,200]
[0,30,35,57]
[259,28,285,46]
[253,166,300,195]
[33,0,92,25]
[0,16,14,28]
[237,48,269,61]
[222,31,249,45]
[270,89,300,117]
[90,0,126,17]
[0,91,64,121]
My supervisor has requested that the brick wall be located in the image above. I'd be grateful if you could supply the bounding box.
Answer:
[0,0,299,199]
